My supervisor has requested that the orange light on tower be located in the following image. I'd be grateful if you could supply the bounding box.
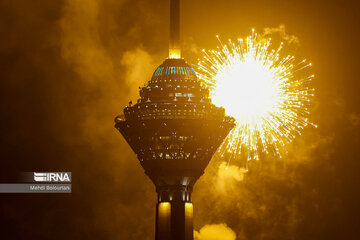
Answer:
[157,202,171,239]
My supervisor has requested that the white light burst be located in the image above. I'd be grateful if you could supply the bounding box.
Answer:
[198,29,316,163]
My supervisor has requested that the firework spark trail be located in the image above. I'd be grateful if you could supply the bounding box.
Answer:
[198,30,316,166]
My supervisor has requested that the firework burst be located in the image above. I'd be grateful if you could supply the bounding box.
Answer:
[198,29,316,165]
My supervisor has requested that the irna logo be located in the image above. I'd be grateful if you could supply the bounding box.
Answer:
[34,172,71,182]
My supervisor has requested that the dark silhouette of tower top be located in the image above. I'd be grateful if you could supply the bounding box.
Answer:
[115,56,234,185]
[114,1,235,239]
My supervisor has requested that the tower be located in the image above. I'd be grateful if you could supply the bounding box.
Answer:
[114,1,235,239]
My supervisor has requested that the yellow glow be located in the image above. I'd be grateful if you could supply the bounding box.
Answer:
[158,202,171,215]
[198,30,316,161]
[185,202,193,209]
[185,203,193,217]
[159,202,170,207]
[169,49,181,59]
[157,202,171,237]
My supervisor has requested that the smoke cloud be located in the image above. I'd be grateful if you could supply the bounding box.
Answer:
[262,25,300,46]
[56,0,166,239]
[1,0,360,239]
[121,47,157,100]
[194,224,236,240]
[215,162,246,194]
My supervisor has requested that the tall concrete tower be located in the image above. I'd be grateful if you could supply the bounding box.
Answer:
[115,1,235,239]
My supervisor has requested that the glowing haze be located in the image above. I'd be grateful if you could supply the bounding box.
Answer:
[198,30,316,162]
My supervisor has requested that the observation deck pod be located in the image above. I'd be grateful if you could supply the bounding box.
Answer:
[115,58,235,196]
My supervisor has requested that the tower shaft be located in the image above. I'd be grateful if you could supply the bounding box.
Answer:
[169,0,181,58]
[156,190,193,240]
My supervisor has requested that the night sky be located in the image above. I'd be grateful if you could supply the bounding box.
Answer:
[1,0,360,239]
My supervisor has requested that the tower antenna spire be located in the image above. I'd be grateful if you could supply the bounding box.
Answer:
[169,0,181,58]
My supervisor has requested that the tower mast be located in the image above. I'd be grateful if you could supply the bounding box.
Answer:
[169,0,181,58]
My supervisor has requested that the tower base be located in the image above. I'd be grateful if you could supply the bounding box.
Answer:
[156,187,194,240]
